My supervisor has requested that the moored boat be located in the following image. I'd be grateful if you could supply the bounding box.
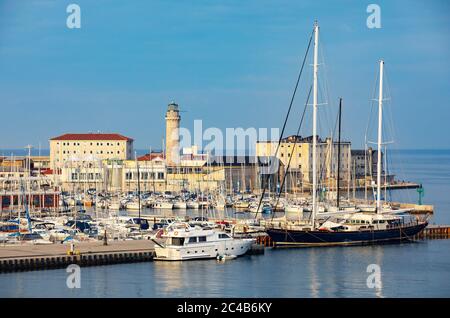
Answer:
[152,222,255,261]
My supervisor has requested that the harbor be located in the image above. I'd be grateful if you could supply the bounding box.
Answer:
[1,1,449,301]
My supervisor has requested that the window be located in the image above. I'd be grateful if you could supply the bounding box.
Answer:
[219,234,231,239]
[188,237,197,244]
[171,237,185,246]
[198,236,207,242]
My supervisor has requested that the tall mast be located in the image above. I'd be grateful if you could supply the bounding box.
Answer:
[337,98,342,208]
[377,60,384,213]
[311,21,319,228]
[135,151,141,225]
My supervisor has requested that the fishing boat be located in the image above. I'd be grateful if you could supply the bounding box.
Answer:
[152,222,255,261]
[265,22,428,246]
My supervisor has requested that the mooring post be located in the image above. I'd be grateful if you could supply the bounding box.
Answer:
[103,229,108,246]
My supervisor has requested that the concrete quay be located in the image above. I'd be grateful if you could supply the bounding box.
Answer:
[0,240,156,273]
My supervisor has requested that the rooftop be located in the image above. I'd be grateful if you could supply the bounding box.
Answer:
[167,102,179,112]
[50,133,133,142]
[137,152,165,161]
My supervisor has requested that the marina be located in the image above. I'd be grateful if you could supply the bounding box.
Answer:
[1,1,449,301]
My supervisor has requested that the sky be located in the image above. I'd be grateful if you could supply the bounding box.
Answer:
[0,0,449,152]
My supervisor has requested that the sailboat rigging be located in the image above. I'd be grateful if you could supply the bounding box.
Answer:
[264,22,428,246]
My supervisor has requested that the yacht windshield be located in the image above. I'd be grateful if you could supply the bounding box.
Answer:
[171,237,185,246]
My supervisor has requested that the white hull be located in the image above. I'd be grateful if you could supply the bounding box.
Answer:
[154,202,174,209]
[155,239,254,261]
[126,202,143,211]
[285,205,303,214]
[109,202,122,210]
[186,202,199,209]
[173,201,187,209]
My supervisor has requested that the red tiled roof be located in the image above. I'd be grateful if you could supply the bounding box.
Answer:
[50,133,133,142]
[138,153,165,161]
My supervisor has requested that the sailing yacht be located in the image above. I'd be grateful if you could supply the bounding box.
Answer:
[265,22,428,246]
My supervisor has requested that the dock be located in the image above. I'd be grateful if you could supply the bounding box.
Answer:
[415,225,450,240]
[0,240,156,273]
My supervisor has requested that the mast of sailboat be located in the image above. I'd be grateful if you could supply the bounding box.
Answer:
[376,60,384,214]
[311,21,319,229]
[337,98,342,209]
[135,151,141,226]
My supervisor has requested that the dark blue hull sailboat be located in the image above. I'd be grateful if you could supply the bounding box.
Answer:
[266,222,428,247]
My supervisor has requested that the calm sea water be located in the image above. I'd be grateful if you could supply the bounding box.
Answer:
[1,149,449,298]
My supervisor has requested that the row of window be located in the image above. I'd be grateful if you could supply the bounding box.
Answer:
[0,173,25,178]
[58,142,123,146]
[60,150,122,155]
[70,173,102,181]
[125,172,165,180]
[167,167,203,174]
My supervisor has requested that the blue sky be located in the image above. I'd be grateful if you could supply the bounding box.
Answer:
[0,0,449,151]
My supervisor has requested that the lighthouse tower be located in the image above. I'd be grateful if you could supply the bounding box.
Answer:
[165,101,181,165]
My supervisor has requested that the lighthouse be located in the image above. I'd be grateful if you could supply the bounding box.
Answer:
[165,101,181,165]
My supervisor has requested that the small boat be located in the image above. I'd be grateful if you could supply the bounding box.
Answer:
[217,254,237,262]
[154,200,174,209]
[285,203,304,214]
[125,201,143,211]
[109,201,123,210]
[249,203,272,214]
[173,200,187,209]
[152,222,255,261]
[186,200,199,209]
[234,201,250,209]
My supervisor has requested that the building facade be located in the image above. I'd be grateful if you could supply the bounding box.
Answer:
[256,135,352,190]
[49,133,134,170]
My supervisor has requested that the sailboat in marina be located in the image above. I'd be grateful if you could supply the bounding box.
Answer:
[265,22,428,246]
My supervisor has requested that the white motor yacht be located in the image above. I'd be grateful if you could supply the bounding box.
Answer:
[152,222,255,261]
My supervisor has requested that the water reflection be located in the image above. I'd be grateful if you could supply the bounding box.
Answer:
[373,246,384,298]
[308,249,320,298]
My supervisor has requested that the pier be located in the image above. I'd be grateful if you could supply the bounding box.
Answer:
[415,225,450,240]
[0,240,156,273]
